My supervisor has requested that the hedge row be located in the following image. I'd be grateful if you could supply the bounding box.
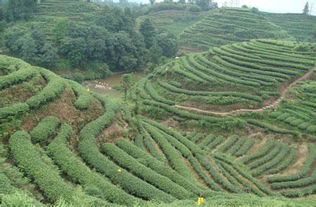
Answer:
[266,147,297,175]
[226,136,246,156]
[213,54,298,77]
[212,55,290,86]
[142,118,202,154]
[30,116,60,143]
[243,42,314,60]
[188,132,204,143]
[236,43,315,65]
[142,122,194,178]
[144,80,175,105]
[195,154,241,193]
[101,143,193,199]
[214,154,276,196]
[253,40,316,57]
[247,119,300,137]
[199,134,216,147]
[213,46,309,70]
[223,44,314,67]
[171,62,206,83]
[247,144,281,170]
[134,134,145,149]
[234,138,255,157]
[26,68,65,108]
[157,80,262,102]
[115,138,208,196]
[217,135,239,153]
[146,124,193,158]
[0,103,29,120]
[180,57,219,83]
[272,169,316,190]
[47,124,136,206]
[240,139,274,164]
[187,155,222,191]
[186,55,260,87]
[208,136,225,150]
[251,145,289,176]
[282,184,316,197]
[196,53,286,85]
[216,161,265,196]
[70,80,93,110]
[141,127,166,161]
[268,144,316,183]
[0,58,36,90]
[9,131,75,202]
[78,97,175,202]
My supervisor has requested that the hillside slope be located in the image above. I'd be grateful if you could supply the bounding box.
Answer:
[264,13,316,42]
[179,8,291,51]
[2,48,316,206]
[137,9,209,37]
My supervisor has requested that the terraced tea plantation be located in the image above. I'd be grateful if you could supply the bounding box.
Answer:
[138,39,315,116]
[179,8,290,50]
[1,37,316,206]
[265,13,316,42]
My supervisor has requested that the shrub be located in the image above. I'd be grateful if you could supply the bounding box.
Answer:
[47,124,137,206]
[30,116,60,143]
[142,122,194,178]
[0,103,29,120]
[26,68,65,108]
[251,145,289,176]
[217,135,239,153]
[78,95,175,202]
[268,144,316,183]
[101,143,193,199]
[69,80,93,110]
[9,131,75,202]
[115,138,208,196]
[234,138,255,157]
[0,56,36,89]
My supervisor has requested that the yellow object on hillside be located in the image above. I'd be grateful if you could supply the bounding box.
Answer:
[197,197,204,205]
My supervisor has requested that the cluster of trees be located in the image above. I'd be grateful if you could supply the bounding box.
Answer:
[1,3,178,75]
[1,0,36,21]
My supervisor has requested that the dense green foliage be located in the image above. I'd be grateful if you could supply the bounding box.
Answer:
[0,0,178,79]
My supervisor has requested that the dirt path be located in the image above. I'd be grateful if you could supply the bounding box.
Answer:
[175,67,316,116]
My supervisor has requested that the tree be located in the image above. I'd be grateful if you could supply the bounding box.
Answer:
[156,32,177,58]
[40,42,58,68]
[196,0,210,10]
[20,35,37,64]
[149,0,155,5]
[149,41,162,64]
[60,37,86,67]
[139,19,156,49]
[6,0,37,21]
[303,2,309,15]
[121,74,134,101]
